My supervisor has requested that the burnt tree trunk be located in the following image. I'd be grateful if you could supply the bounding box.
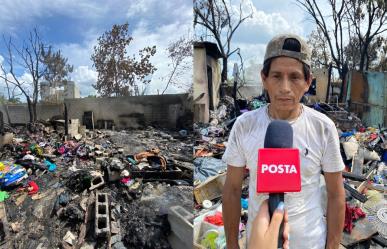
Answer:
[222,57,228,83]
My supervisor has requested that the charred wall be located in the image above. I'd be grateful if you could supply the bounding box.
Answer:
[0,94,191,129]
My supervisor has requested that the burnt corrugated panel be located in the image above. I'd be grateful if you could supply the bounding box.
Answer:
[364,72,386,127]
[348,71,386,127]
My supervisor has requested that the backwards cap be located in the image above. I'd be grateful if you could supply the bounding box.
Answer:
[264,34,311,67]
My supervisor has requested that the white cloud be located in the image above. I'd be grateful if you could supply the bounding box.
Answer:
[234,0,304,45]
[0,0,109,33]
[126,0,158,17]
[126,0,192,26]
[247,11,296,34]
[58,32,98,68]
[70,66,98,97]
[249,0,310,34]
[18,72,33,85]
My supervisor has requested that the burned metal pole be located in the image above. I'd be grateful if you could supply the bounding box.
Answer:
[64,104,68,136]
[326,63,332,103]
[232,63,240,117]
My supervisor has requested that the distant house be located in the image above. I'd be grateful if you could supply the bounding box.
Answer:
[307,68,330,103]
[40,81,80,103]
[193,41,222,123]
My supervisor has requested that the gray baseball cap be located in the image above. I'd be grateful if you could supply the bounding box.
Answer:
[264,34,311,67]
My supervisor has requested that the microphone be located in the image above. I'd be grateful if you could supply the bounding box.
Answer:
[257,120,301,249]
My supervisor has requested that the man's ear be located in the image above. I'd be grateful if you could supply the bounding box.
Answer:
[261,71,267,89]
[304,72,313,91]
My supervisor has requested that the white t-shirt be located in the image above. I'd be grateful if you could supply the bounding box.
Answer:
[222,104,345,249]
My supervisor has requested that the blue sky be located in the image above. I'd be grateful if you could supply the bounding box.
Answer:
[0,0,192,98]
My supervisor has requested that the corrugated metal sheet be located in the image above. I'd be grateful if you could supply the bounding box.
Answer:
[346,71,387,127]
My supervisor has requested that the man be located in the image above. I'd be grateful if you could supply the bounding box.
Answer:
[222,34,345,249]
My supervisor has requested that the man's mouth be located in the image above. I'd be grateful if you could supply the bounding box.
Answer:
[277,98,293,102]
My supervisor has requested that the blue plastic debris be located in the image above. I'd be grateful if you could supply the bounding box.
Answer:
[382,151,387,163]
[341,132,355,138]
[373,175,384,184]
[0,163,28,188]
[44,159,57,172]
[241,198,248,210]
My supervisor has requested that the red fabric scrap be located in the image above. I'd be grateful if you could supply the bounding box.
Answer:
[120,177,131,184]
[58,146,66,155]
[28,181,39,195]
[344,203,366,233]
[204,211,224,226]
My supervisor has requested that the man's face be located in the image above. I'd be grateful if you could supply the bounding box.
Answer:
[261,57,311,112]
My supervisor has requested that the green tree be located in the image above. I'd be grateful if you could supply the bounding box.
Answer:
[91,23,157,97]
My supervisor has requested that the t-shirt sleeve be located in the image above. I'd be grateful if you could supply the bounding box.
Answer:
[321,122,345,172]
[222,118,246,167]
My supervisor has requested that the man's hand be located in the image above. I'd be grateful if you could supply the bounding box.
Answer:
[324,172,345,249]
[223,165,245,249]
[248,200,289,249]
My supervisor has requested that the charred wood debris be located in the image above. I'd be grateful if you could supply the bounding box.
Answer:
[0,121,193,249]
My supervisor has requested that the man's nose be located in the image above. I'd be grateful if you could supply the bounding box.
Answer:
[279,77,291,93]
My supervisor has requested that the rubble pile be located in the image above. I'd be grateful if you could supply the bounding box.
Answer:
[0,124,193,249]
[193,101,249,249]
[338,125,387,248]
[193,99,387,249]
[311,102,363,131]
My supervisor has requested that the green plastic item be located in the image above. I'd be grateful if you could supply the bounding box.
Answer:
[127,157,137,165]
[200,230,219,249]
[0,191,9,202]
[29,144,43,157]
